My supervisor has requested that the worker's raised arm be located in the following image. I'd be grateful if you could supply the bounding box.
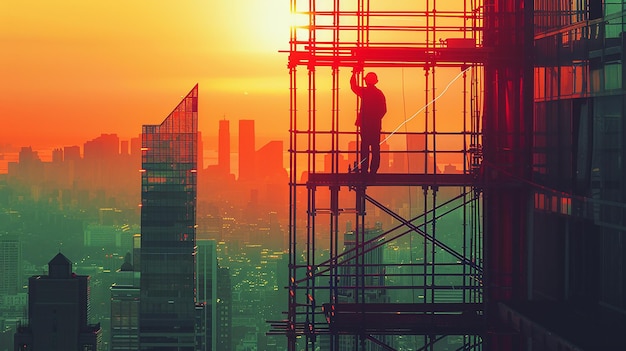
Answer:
[350,70,361,95]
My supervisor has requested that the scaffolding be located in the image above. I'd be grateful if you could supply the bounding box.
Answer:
[272,1,530,350]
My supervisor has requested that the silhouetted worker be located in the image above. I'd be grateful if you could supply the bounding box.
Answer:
[351,68,387,174]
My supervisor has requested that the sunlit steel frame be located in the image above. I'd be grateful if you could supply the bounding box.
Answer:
[278,1,530,350]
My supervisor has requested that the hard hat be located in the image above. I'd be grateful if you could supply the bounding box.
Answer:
[364,72,378,85]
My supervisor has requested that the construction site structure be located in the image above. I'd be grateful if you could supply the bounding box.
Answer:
[271,1,626,350]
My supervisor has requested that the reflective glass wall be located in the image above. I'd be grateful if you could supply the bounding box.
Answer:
[533,2,626,314]
[139,85,198,350]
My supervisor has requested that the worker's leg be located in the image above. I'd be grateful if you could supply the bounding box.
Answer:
[359,138,370,173]
[370,141,380,174]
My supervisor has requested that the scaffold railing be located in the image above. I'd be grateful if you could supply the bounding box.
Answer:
[279,1,488,350]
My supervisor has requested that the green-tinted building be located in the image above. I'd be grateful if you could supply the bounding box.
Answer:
[139,85,199,350]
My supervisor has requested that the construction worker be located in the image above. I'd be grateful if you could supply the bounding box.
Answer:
[351,68,387,174]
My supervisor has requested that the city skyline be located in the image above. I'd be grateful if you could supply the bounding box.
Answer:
[3,2,474,351]
[0,1,294,149]
[0,120,285,177]
[1,2,470,159]
[8,1,626,350]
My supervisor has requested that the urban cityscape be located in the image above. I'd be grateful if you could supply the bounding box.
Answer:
[0,85,291,350]
[4,1,626,351]
[0,82,463,350]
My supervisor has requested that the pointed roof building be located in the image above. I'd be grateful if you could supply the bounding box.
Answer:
[48,252,72,278]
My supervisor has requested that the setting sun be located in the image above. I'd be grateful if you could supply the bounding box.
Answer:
[0,1,293,150]
[237,2,292,52]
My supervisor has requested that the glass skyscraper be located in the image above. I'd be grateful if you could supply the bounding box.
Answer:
[139,84,199,350]
[494,2,626,349]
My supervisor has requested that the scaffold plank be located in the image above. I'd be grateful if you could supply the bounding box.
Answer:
[323,303,485,335]
[307,172,475,187]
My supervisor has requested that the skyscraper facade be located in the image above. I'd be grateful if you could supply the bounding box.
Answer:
[498,3,626,348]
[139,84,199,350]
[337,224,388,351]
[218,119,231,176]
[14,253,102,351]
[216,267,232,351]
[0,234,21,296]
[196,239,217,351]
[238,119,255,181]
[110,284,140,351]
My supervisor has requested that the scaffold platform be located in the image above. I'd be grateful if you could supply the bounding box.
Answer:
[307,172,476,187]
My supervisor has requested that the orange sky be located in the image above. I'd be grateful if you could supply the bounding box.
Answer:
[1,1,472,164]
[1,1,292,151]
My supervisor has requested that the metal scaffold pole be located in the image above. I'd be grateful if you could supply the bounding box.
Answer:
[273,1,530,350]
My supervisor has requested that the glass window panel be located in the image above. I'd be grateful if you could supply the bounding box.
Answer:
[604,63,622,90]
[590,68,602,93]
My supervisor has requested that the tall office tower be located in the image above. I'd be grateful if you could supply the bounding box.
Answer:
[196,239,217,351]
[133,234,141,270]
[405,133,427,173]
[218,119,231,176]
[110,282,140,351]
[110,243,141,351]
[130,136,142,158]
[337,224,389,350]
[255,141,284,179]
[238,119,255,181]
[84,133,120,160]
[489,3,626,349]
[139,84,199,350]
[14,253,102,350]
[9,147,42,185]
[110,285,140,350]
[216,267,232,351]
[52,148,63,163]
[83,133,121,191]
[337,224,386,303]
[0,234,21,296]
[64,145,81,162]
[121,140,130,156]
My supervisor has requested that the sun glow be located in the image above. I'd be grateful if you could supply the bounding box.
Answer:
[243,2,307,52]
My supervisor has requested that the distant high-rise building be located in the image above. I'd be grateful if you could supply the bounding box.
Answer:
[14,253,102,351]
[130,137,142,158]
[110,283,140,351]
[64,145,81,162]
[254,140,288,217]
[406,133,427,173]
[216,267,232,351]
[120,140,130,156]
[0,234,21,296]
[238,119,255,181]
[323,152,349,173]
[337,223,389,350]
[109,246,140,351]
[197,215,223,241]
[255,140,283,179]
[196,239,217,351]
[338,223,386,303]
[83,134,121,191]
[347,140,358,170]
[218,119,231,176]
[17,147,40,164]
[52,148,63,163]
[139,84,199,350]
[84,133,119,160]
[9,147,42,186]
